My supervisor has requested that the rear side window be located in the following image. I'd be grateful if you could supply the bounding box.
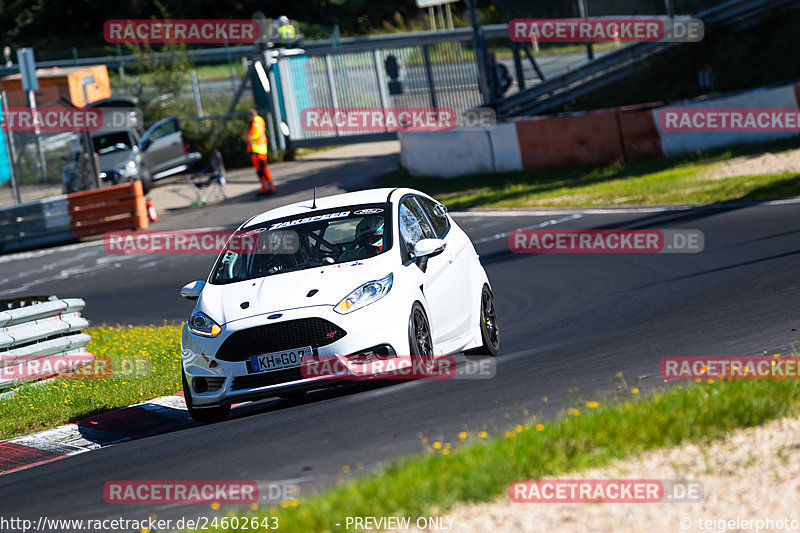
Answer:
[417,196,450,238]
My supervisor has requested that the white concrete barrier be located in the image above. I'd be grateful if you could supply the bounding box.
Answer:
[400,81,800,178]
[655,84,800,157]
[489,123,523,173]
[399,129,495,178]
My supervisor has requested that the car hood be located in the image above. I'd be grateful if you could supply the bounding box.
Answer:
[197,257,394,325]
[98,149,135,171]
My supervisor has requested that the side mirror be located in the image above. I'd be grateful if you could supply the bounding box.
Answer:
[180,280,205,300]
[413,238,446,258]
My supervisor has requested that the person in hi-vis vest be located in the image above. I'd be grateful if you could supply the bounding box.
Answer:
[243,109,276,194]
[275,16,295,42]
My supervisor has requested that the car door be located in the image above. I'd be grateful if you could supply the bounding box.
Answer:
[415,195,471,335]
[140,117,185,177]
[398,196,461,346]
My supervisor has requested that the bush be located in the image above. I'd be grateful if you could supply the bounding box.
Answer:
[182,118,282,170]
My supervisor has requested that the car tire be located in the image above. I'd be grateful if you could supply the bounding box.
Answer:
[465,285,500,357]
[408,302,434,373]
[136,166,153,195]
[182,370,230,423]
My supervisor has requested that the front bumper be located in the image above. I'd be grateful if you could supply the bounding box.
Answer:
[181,299,409,407]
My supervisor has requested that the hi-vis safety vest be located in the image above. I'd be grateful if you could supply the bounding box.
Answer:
[278,24,296,40]
[247,115,268,155]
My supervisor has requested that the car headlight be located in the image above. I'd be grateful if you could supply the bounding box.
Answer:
[188,311,222,337]
[120,160,137,178]
[334,273,393,314]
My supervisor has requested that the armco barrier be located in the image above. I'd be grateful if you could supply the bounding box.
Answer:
[0,181,148,253]
[0,196,73,252]
[400,81,800,177]
[0,296,92,389]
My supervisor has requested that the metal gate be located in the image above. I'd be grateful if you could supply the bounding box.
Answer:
[277,34,485,148]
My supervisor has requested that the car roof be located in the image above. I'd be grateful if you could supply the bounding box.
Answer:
[242,187,425,228]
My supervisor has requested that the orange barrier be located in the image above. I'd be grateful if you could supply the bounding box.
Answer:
[67,182,148,238]
[617,105,664,161]
[515,109,626,169]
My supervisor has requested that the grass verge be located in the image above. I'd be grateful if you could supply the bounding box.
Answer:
[219,373,800,532]
[388,138,800,210]
[0,325,182,440]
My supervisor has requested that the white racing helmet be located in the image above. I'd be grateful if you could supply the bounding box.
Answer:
[355,216,385,246]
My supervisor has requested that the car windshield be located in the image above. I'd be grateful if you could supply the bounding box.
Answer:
[210,204,391,285]
[92,131,133,154]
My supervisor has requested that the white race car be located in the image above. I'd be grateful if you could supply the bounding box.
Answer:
[179,188,499,422]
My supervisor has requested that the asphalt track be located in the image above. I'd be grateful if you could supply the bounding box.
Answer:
[1,195,799,526]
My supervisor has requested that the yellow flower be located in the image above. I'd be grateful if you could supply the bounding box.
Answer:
[432,441,442,449]
[541,396,548,403]
[515,424,524,433]
[567,408,580,416]
[586,401,599,409]
[479,431,487,439]
[458,431,467,440]
[632,388,639,394]
[504,431,515,439]
[535,424,545,431]
[210,502,220,510]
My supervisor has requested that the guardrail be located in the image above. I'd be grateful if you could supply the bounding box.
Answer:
[0,181,148,254]
[0,297,92,390]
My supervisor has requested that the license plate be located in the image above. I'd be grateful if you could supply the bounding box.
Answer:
[249,347,312,373]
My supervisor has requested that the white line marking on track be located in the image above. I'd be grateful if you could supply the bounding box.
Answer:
[471,214,582,244]
[451,197,800,218]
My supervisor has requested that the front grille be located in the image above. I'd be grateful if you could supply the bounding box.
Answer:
[232,367,305,390]
[215,318,347,362]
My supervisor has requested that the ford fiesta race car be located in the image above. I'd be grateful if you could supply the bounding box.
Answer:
[179,188,499,422]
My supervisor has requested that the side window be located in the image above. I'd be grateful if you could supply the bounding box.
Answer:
[149,120,179,141]
[398,198,435,249]
[417,196,449,238]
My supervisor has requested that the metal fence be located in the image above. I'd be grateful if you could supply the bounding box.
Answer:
[277,38,486,147]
